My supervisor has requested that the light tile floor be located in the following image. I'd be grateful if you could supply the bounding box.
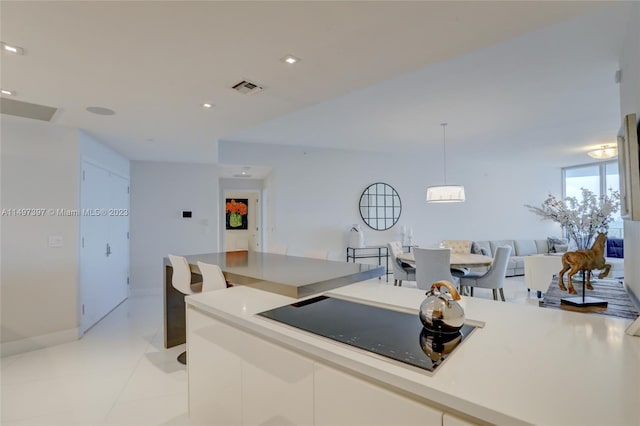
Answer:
[1,277,540,425]
[1,295,191,426]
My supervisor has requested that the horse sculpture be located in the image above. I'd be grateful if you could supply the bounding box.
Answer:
[558,232,610,295]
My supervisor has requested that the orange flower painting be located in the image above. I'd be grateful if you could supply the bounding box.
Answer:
[225,198,248,230]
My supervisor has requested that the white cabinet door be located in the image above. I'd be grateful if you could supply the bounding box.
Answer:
[314,363,443,426]
[240,328,314,426]
[187,307,242,426]
[443,413,480,426]
[187,307,313,426]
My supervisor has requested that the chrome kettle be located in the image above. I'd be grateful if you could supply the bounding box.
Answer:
[419,280,465,334]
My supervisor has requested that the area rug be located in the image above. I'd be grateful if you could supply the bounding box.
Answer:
[540,277,640,319]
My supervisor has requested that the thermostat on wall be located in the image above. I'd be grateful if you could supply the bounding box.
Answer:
[182,211,192,218]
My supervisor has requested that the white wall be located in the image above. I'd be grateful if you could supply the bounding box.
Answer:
[78,131,130,178]
[1,117,79,354]
[219,141,561,260]
[619,1,640,300]
[130,162,219,294]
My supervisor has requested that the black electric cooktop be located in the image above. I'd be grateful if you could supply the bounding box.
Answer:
[258,295,476,372]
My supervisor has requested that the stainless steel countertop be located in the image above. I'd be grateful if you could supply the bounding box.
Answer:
[164,251,385,298]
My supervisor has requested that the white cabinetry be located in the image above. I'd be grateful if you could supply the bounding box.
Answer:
[314,363,443,425]
[187,307,242,426]
[442,413,480,426]
[240,325,314,425]
[187,306,313,426]
[187,305,483,426]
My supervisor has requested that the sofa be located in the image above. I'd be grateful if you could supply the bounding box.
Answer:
[472,238,624,278]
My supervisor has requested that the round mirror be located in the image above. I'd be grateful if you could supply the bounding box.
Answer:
[358,183,401,231]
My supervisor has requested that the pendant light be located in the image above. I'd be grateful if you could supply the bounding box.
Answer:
[426,123,466,203]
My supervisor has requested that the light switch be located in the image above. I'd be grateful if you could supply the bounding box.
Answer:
[48,235,63,248]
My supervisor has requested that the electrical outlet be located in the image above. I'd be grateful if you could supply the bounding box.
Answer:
[48,235,63,248]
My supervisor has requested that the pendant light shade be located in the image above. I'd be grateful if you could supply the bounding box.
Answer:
[427,123,465,203]
[426,185,466,202]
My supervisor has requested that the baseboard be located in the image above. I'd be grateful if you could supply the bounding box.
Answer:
[1,327,80,357]
[130,287,162,297]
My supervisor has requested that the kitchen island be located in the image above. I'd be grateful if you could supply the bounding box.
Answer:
[164,251,384,348]
[185,281,640,426]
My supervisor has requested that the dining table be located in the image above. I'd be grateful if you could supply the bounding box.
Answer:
[397,251,493,268]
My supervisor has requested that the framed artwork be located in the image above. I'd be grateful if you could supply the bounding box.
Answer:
[225,198,248,230]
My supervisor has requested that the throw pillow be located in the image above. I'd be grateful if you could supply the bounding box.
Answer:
[471,242,481,254]
[547,236,569,253]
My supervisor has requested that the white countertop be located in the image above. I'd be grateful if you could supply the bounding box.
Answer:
[186,281,640,426]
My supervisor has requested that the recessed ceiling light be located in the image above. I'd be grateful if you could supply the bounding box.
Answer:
[281,54,300,65]
[86,106,116,116]
[232,166,252,178]
[1,42,24,55]
[1,89,15,96]
[201,103,213,108]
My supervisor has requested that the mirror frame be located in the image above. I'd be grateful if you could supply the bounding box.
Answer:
[358,182,402,231]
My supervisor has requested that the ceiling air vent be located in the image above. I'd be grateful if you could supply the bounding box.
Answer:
[231,80,263,95]
[1,98,58,122]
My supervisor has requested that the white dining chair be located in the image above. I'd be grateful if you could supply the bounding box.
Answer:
[413,247,455,290]
[459,246,512,301]
[304,249,329,260]
[441,240,472,254]
[387,241,415,286]
[441,240,472,278]
[168,254,202,365]
[197,261,228,292]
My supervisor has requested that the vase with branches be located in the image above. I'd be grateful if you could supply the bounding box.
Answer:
[525,188,620,250]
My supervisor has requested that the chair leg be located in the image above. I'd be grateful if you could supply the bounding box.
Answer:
[393,279,398,286]
[492,289,498,300]
[177,351,187,365]
[398,280,402,287]
[470,287,474,297]
[499,288,505,302]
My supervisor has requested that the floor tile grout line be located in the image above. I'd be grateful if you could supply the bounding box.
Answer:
[102,328,163,423]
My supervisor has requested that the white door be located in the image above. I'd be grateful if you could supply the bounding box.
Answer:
[80,161,129,333]
[107,174,130,308]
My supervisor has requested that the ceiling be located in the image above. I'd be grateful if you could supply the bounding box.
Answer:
[0,1,630,167]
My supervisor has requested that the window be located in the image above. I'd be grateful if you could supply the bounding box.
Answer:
[562,160,623,238]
